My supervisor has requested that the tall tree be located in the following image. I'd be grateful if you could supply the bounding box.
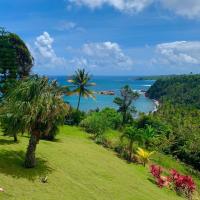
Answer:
[114,85,139,124]
[0,76,68,168]
[68,69,95,111]
[0,28,34,96]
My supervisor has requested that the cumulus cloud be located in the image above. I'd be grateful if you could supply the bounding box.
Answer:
[69,0,200,19]
[70,41,134,72]
[34,32,66,67]
[69,0,153,13]
[162,0,200,19]
[155,41,200,65]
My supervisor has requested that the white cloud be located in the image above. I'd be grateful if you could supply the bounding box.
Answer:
[56,21,76,31]
[34,32,66,67]
[70,41,134,72]
[162,0,200,19]
[156,41,200,65]
[69,0,200,19]
[69,0,153,13]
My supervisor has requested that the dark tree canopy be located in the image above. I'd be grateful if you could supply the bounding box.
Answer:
[0,28,34,95]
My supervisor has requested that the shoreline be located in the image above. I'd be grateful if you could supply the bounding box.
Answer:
[151,99,159,113]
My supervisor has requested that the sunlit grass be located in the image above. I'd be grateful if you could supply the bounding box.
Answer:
[0,126,186,200]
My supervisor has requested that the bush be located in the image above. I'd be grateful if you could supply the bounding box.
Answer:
[100,108,122,129]
[80,112,107,137]
[150,165,196,199]
[65,108,86,125]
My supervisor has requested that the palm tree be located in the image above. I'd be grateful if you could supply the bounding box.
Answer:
[121,126,142,161]
[0,76,68,168]
[67,69,95,111]
[114,85,139,124]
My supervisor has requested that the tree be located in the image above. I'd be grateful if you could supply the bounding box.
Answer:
[0,76,68,168]
[121,126,142,161]
[0,28,33,96]
[68,69,95,111]
[114,85,139,124]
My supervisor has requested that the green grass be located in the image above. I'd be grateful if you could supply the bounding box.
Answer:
[0,126,190,200]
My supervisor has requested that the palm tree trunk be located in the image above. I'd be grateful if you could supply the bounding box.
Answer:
[24,133,38,168]
[77,93,81,111]
[122,111,127,125]
[129,141,133,161]
[13,132,18,142]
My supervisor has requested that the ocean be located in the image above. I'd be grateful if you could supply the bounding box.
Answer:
[49,76,156,113]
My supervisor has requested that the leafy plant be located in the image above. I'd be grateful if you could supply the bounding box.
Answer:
[136,148,154,166]
[80,112,107,137]
[100,108,122,129]
[170,169,196,199]
[150,165,196,199]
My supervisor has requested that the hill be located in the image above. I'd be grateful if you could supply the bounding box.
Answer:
[146,74,200,108]
[0,126,183,200]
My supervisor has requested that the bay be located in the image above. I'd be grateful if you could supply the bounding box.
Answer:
[49,76,156,113]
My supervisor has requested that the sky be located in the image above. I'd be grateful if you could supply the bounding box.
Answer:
[1,0,200,76]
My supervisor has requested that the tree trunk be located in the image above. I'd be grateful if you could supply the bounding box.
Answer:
[77,93,81,111]
[129,141,133,161]
[24,134,38,168]
[122,111,127,125]
[13,133,18,142]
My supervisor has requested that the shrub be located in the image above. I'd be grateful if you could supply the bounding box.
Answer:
[65,107,86,125]
[150,165,196,199]
[170,169,196,199]
[80,112,107,137]
[136,148,154,166]
[100,108,122,129]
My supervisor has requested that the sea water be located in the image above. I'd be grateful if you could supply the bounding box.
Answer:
[49,76,156,113]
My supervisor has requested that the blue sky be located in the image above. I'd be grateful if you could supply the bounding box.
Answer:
[1,0,200,75]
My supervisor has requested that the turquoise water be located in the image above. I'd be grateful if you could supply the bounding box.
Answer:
[49,76,156,113]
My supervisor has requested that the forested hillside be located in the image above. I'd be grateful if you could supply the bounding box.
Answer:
[147,75,200,170]
[147,75,200,108]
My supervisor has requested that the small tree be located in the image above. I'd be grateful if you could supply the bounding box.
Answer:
[114,85,139,124]
[67,69,96,111]
[0,76,68,168]
[121,126,142,161]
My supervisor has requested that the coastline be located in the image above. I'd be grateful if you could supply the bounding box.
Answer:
[151,99,159,113]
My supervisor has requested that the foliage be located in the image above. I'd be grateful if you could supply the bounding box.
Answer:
[100,107,122,129]
[65,107,86,125]
[0,76,68,167]
[147,74,200,109]
[136,147,154,166]
[67,69,96,111]
[170,169,196,199]
[120,126,142,161]
[114,85,139,124]
[150,165,196,199]
[80,112,107,137]
[0,28,33,96]
[147,75,200,170]
[80,108,122,138]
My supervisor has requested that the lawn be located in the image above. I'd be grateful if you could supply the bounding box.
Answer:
[0,126,187,200]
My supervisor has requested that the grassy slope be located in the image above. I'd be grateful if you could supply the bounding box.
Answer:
[0,126,184,200]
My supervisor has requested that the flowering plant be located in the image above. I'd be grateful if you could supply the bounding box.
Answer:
[149,165,196,199]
